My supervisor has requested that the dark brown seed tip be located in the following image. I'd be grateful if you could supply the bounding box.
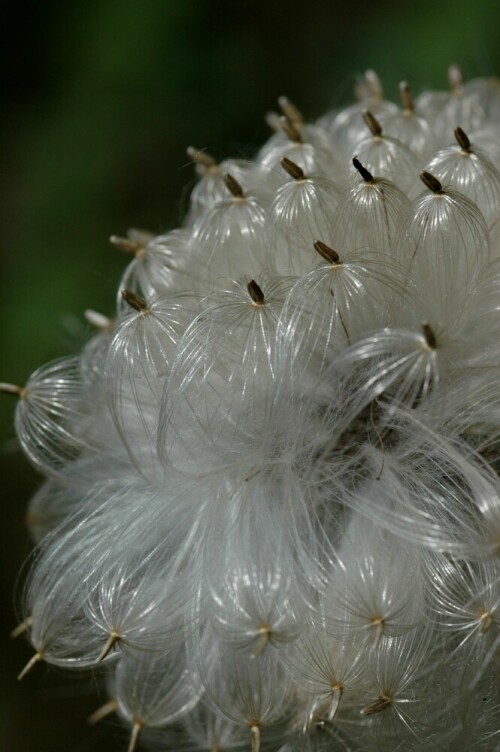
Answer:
[247,280,265,305]
[454,126,471,152]
[420,171,443,194]
[280,157,305,180]
[314,240,340,265]
[422,321,437,349]
[363,110,383,137]
[121,289,148,312]
[352,156,374,182]
[224,173,245,198]
[399,81,414,112]
[279,116,302,143]
[186,146,218,169]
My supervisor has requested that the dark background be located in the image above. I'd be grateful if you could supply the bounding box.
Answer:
[1,1,499,750]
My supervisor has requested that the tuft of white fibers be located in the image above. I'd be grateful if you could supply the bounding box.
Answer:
[414,65,487,142]
[193,634,295,752]
[423,128,500,224]
[285,623,366,727]
[329,163,409,254]
[184,150,256,225]
[5,356,93,477]
[322,513,425,646]
[105,290,198,476]
[321,70,398,156]
[396,175,490,320]
[7,67,500,751]
[349,111,420,194]
[379,82,435,161]
[355,628,452,749]
[189,177,268,280]
[424,553,500,687]
[268,163,342,276]
[114,648,202,752]
[116,229,197,299]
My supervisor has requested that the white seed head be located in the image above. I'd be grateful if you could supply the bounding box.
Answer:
[9,68,500,752]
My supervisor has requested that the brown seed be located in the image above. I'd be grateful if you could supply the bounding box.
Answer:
[352,156,374,182]
[314,240,340,265]
[420,171,443,194]
[360,694,392,716]
[121,289,148,312]
[363,110,383,137]
[247,280,265,305]
[279,116,302,143]
[422,321,437,349]
[399,81,414,112]
[224,173,245,198]
[454,126,471,153]
[280,157,305,180]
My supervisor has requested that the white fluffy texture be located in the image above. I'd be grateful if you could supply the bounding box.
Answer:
[11,70,500,752]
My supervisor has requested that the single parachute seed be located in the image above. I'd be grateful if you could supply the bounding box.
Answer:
[281,157,306,180]
[314,240,341,265]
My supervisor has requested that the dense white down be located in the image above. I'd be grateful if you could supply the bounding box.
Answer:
[8,68,500,752]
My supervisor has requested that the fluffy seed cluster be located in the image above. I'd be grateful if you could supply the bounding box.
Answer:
[6,68,500,752]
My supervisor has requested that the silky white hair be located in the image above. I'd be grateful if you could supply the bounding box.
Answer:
[6,67,500,752]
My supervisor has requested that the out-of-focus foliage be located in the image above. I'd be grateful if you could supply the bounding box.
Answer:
[1,1,499,750]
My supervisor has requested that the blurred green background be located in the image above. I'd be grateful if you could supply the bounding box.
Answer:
[1,1,499,749]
